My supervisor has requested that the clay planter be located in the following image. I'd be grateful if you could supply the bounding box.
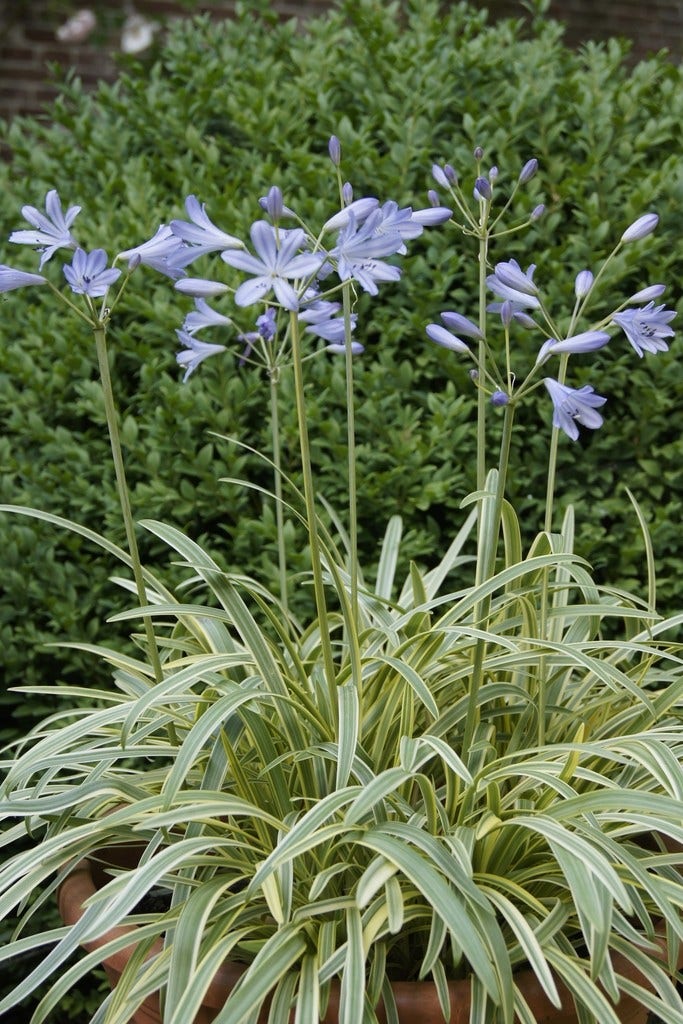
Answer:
[58,850,676,1024]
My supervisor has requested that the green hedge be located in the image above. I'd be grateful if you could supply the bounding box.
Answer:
[1,0,682,726]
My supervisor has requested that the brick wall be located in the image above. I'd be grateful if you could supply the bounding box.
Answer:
[1,0,681,125]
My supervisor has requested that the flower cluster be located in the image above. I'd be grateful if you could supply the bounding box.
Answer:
[2,141,676,445]
[425,152,676,441]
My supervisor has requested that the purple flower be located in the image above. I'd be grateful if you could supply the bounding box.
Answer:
[323,198,379,233]
[612,302,675,357]
[330,211,403,295]
[176,329,227,381]
[440,311,483,340]
[411,205,452,226]
[544,378,606,441]
[431,165,450,189]
[170,196,243,260]
[175,278,230,298]
[628,285,665,304]
[537,330,611,363]
[518,159,538,184]
[491,390,509,406]
[474,176,492,201]
[182,298,232,336]
[299,300,359,349]
[328,135,341,166]
[9,189,80,269]
[621,213,658,244]
[222,221,324,310]
[117,225,192,279]
[256,308,277,341]
[574,270,594,299]
[487,259,540,309]
[426,323,469,354]
[63,249,121,298]
[0,265,47,292]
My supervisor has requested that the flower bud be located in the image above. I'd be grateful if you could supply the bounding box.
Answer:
[491,390,509,406]
[265,186,283,221]
[574,270,594,299]
[499,300,513,327]
[328,135,341,166]
[175,278,230,298]
[431,164,449,189]
[628,284,665,303]
[342,182,354,206]
[489,166,499,183]
[474,176,492,201]
[621,213,658,243]
[444,164,458,184]
[427,189,440,207]
[473,146,484,160]
[519,158,538,184]
[531,204,545,221]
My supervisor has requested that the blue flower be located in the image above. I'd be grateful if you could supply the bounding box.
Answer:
[322,198,379,233]
[440,311,484,341]
[330,211,403,295]
[487,259,540,309]
[543,378,606,441]
[612,302,675,357]
[182,298,232,336]
[9,189,80,269]
[299,300,360,350]
[0,265,47,292]
[175,278,230,299]
[176,329,227,381]
[536,330,611,364]
[170,196,244,262]
[621,213,658,244]
[117,225,192,279]
[426,323,469,353]
[63,249,121,298]
[222,221,324,310]
[256,308,277,341]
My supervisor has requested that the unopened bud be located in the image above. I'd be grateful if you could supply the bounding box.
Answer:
[531,204,545,221]
[621,213,659,243]
[574,270,594,299]
[328,135,341,166]
[473,146,484,160]
[491,390,509,406]
[474,176,492,201]
[519,158,538,184]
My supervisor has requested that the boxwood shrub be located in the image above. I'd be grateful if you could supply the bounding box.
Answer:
[0,0,681,724]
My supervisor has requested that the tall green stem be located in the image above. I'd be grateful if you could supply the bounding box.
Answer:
[543,352,570,534]
[463,403,515,758]
[289,312,337,705]
[476,232,489,494]
[93,324,163,684]
[269,370,288,615]
[342,283,358,626]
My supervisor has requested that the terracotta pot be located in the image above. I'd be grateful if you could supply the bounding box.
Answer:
[58,851,676,1024]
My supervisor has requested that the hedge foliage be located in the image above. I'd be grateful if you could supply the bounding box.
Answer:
[1,0,682,731]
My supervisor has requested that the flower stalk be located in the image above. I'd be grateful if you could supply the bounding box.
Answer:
[93,322,163,684]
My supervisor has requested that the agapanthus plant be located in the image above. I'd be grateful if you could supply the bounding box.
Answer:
[0,140,681,1024]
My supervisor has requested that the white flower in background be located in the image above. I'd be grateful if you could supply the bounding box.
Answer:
[55,9,97,43]
[121,13,158,55]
